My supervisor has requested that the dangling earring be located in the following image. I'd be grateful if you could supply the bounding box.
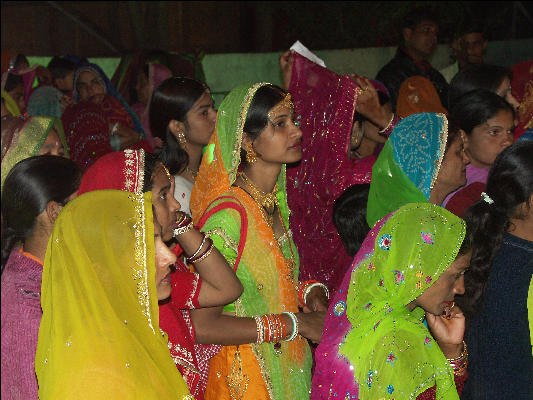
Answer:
[177,130,187,151]
[246,142,257,164]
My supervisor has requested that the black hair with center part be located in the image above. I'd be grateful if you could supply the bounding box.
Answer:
[448,89,515,138]
[457,141,533,318]
[241,84,287,166]
[1,155,82,270]
[149,77,207,175]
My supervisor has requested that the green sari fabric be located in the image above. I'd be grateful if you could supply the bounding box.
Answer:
[1,116,68,192]
[340,202,465,399]
[191,83,312,399]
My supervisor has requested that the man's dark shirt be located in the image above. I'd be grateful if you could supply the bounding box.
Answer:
[375,47,449,112]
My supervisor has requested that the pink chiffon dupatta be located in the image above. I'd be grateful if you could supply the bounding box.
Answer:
[311,214,391,400]
[287,53,375,294]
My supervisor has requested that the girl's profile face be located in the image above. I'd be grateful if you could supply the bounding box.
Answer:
[183,90,217,147]
[246,99,303,166]
[410,251,471,316]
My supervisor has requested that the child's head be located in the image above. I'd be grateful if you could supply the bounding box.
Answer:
[333,184,370,257]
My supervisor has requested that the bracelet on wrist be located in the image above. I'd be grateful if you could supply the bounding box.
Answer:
[188,239,214,264]
[378,113,396,136]
[186,232,207,259]
[304,282,329,305]
[298,280,320,306]
[282,312,299,341]
[447,340,468,376]
[173,218,194,237]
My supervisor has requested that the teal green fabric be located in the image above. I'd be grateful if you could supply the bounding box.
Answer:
[367,113,448,228]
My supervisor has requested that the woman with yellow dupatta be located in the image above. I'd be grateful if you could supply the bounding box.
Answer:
[35,189,192,399]
[190,83,326,400]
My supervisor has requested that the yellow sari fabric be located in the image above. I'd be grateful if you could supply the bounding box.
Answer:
[35,190,192,399]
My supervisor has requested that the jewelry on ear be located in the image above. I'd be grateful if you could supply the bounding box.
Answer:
[246,142,258,164]
[177,130,187,150]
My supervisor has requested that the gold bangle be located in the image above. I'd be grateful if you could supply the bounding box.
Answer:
[447,340,467,362]
[378,113,395,134]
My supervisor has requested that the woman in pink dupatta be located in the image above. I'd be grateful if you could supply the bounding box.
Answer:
[286,53,375,295]
[131,63,172,148]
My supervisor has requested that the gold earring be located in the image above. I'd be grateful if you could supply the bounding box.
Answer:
[246,142,257,163]
[177,130,187,150]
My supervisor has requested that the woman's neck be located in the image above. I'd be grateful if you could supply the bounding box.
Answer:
[187,143,203,172]
[508,214,533,242]
[242,162,281,193]
[428,182,449,206]
[22,227,50,263]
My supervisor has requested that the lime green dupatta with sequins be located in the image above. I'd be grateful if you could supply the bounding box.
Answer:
[1,116,68,191]
[35,190,192,399]
[340,203,465,400]
[191,83,312,399]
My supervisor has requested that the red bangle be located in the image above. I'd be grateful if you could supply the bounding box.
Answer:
[298,280,320,307]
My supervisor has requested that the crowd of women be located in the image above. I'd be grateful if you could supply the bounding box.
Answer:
[1,40,532,400]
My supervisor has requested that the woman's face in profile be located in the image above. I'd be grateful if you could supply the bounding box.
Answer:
[150,163,181,242]
[411,251,470,316]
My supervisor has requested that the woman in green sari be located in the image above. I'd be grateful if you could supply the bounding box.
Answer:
[190,83,326,399]
[339,202,471,399]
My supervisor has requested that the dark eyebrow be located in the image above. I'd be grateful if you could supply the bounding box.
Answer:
[159,183,171,194]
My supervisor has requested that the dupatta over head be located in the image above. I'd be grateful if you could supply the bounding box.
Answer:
[72,63,146,137]
[367,113,448,227]
[1,115,67,191]
[339,202,465,399]
[286,52,375,294]
[190,83,312,400]
[35,190,192,399]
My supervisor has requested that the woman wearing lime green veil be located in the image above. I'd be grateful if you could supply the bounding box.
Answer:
[35,190,192,399]
[189,83,326,399]
[314,202,472,399]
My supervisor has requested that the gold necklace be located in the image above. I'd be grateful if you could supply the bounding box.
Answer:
[239,172,278,226]
[186,166,199,180]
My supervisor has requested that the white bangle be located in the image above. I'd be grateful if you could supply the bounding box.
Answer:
[282,312,298,341]
[304,282,329,305]
[254,315,265,344]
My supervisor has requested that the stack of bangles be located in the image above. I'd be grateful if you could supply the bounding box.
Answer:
[447,340,468,376]
[174,214,214,263]
[298,280,329,307]
[254,312,298,344]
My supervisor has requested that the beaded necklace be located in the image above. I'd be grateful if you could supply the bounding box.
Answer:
[237,171,296,282]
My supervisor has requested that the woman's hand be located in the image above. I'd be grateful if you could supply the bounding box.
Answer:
[303,286,329,312]
[426,305,465,359]
[352,75,392,130]
[279,50,295,91]
[297,311,326,343]
[109,123,142,149]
